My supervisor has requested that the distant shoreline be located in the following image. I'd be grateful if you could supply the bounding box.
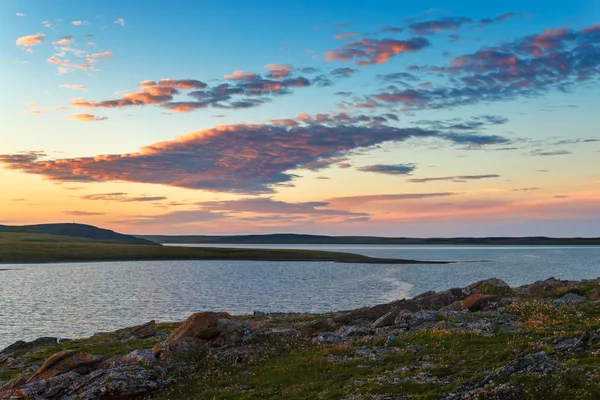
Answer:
[0,256,451,266]
[139,234,600,246]
[0,243,451,265]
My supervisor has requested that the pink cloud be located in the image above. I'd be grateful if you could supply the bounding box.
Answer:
[224,71,259,80]
[264,64,293,78]
[69,113,108,122]
[60,84,87,90]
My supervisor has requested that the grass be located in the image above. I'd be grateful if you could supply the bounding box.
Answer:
[0,232,439,264]
[156,281,600,399]
[3,276,598,399]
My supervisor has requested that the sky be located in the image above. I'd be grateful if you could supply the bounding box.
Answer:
[1,0,599,236]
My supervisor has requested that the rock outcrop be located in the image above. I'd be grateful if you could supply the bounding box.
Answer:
[153,312,251,359]
[1,276,598,399]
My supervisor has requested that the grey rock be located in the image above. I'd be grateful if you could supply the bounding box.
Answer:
[336,325,372,339]
[312,332,341,344]
[373,308,400,328]
[555,293,586,305]
[66,365,169,400]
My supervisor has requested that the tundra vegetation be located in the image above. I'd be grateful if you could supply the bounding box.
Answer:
[1,277,599,399]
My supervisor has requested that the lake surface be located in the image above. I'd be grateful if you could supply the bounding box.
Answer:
[1,245,599,349]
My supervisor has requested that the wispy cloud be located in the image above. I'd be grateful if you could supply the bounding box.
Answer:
[531,149,572,156]
[356,164,416,175]
[328,192,458,207]
[408,174,501,183]
[197,197,368,216]
[69,113,108,122]
[60,84,87,90]
[64,211,106,216]
[81,193,167,202]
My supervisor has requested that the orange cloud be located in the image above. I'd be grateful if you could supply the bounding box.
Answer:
[16,34,45,51]
[139,79,207,90]
[69,113,108,122]
[224,71,258,80]
[52,36,75,46]
[60,84,87,90]
[72,20,89,26]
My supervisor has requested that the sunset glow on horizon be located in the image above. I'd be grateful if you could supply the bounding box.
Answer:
[2,0,599,236]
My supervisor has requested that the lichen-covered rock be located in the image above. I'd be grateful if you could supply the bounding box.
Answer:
[66,365,169,399]
[1,371,80,399]
[463,293,486,311]
[336,325,372,339]
[445,351,556,399]
[521,277,564,294]
[99,349,155,370]
[122,320,157,341]
[312,332,342,344]
[27,351,104,383]
[464,278,510,295]
[153,312,250,359]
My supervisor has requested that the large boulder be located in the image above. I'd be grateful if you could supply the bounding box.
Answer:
[462,293,488,312]
[464,278,510,295]
[153,312,250,359]
[521,277,564,294]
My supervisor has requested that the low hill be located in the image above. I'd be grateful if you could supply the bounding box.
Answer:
[0,223,157,246]
[138,233,600,245]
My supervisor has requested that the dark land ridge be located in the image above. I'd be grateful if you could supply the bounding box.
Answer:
[139,233,600,245]
[1,276,600,399]
[0,224,440,264]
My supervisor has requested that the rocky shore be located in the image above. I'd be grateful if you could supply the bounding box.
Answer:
[1,277,599,399]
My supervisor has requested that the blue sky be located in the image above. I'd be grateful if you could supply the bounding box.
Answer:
[1,0,599,235]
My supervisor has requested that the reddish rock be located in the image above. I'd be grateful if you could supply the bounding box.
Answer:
[153,312,249,359]
[27,351,104,383]
[4,375,27,389]
[463,293,487,312]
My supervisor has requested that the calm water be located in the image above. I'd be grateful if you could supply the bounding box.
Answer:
[1,245,598,349]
